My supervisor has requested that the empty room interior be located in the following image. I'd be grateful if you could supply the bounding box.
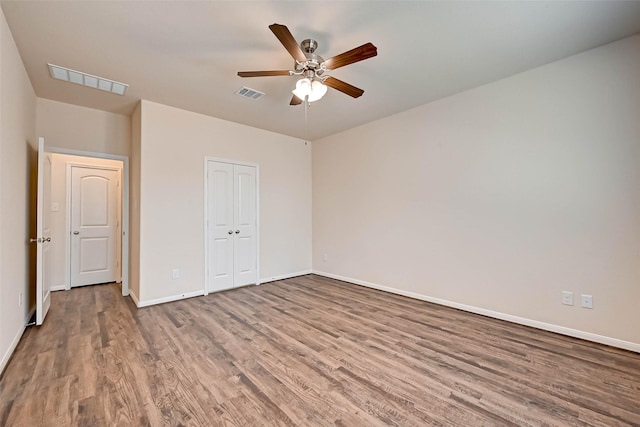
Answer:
[1,1,640,425]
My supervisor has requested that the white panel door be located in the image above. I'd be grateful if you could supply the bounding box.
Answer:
[35,137,51,325]
[207,161,257,292]
[233,165,257,286]
[71,166,118,287]
[208,161,235,292]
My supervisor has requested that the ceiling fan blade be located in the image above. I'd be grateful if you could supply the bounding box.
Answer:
[324,42,378,70]
[290,95,302,106]
[237,70,291,77]
[269,24,307,63]
[323,77,364,98]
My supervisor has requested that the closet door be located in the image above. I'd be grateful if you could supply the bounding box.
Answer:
[208,161,235,292]
[207,160,257,293]
[233,165,257,286]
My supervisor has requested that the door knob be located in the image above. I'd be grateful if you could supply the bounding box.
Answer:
[235,230,240,234]
[73,231,80,235]
[228,230,233,235]
[45,237,51,242]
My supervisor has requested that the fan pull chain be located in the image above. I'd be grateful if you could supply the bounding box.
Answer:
[304,97,309,141]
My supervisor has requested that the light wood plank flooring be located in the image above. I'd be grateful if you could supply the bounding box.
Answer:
[1,274,639,426]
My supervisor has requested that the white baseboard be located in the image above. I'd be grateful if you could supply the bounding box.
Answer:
[135,290,204,308]
[0,325,26,376]
[133,271,311,306]
[134,270,312,307]
[259,270,312,284]
[129,290,140,307]
[49,285,66,292]
[311,270,640,354]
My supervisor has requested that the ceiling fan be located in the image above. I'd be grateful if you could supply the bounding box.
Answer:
[238,24,377,105]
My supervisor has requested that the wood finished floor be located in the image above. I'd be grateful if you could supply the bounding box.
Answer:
[1,275,639,426]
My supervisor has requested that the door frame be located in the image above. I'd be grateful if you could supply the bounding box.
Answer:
[66,163,122,289]
[47,147,130,297]
[203,156,260,296]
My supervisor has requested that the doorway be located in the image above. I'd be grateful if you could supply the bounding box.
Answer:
[46,148,129,296]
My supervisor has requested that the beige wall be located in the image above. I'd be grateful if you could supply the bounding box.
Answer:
[36,98,130,157]
[137,100,311,303]
[129,102,141,300]
[47,153,123,289]
[0,8,36,373]
[313,35,640,348]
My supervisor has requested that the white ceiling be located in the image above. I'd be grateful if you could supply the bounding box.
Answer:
[2,1,640,140]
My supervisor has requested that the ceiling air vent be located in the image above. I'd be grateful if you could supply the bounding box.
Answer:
[48,63,128,95]
[235,86,265,100]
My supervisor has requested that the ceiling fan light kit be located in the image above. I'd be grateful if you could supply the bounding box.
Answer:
[238,24,377,106]
[292,78,327,103]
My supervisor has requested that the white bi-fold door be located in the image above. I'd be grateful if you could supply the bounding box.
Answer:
[207,160,257,293]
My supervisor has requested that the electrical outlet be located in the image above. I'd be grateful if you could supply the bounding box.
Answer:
[581,294,593,309]
[172,269,180,279]
[323,253,328,262]
[561,291,573,306]
[19,292,23,307]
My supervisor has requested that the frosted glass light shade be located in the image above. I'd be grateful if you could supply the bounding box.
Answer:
[309,80,327,102]
[292,78,311,100]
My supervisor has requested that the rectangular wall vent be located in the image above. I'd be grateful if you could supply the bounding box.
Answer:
[235,86,265,100]
[48,63,128,95]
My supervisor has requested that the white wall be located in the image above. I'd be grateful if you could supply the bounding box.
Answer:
[137,100,311,303]
[47,153,122,289]
[36,98,130,157]
[0,7,36,373]
[313,35,640,349]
